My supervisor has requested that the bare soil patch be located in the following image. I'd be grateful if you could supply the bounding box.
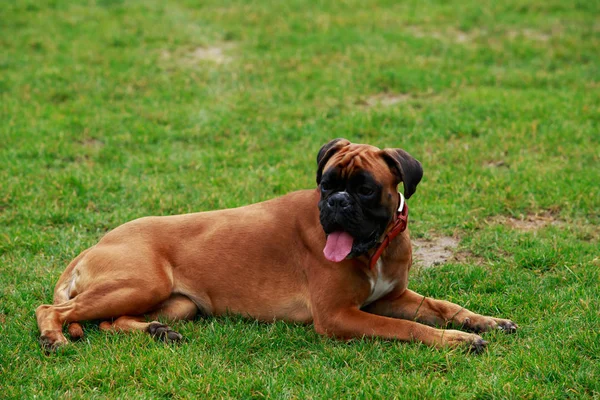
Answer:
[407,27,554,44]
[507,29,552,42]
[189,46,231,64]
[412,236,461,268]
[491,212,563,232]
[161,44,234,66]
[484,160,509,168]
[359,93,411,108]
[407,27,477,44]
[79,138,104,149]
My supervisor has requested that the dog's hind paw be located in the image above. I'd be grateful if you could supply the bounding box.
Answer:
[147,322,183,343]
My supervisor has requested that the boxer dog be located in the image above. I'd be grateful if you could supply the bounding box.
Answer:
[36,139,516,352]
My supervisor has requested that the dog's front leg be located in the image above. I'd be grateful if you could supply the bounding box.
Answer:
[363,289,517,333]
[313,307,487,352]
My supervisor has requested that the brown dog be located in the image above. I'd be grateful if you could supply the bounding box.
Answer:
[36,139,516,351]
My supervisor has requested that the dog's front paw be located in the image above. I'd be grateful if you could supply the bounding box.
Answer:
[460,316,518,334]
[441,330,488,354]
[147,322,183,343]
[39,330,69,352]
[494,318,518,333]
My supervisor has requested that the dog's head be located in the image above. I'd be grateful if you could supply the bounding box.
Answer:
[316,138,423,262]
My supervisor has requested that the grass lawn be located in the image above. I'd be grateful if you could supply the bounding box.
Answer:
[1,0,599,398]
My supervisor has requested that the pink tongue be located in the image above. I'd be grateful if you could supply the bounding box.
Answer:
[323,231,354,262]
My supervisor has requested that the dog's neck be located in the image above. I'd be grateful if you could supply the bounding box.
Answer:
[368,192,408,270]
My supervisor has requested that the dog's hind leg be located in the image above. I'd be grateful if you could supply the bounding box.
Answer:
[36,244,178,350]
[36,249,91,348]
[98,294,198,342]
[99,316,183,342]
[148,293,199,321]
[36,277,173,351]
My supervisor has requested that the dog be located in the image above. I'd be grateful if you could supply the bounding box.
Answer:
[36,139,516,352]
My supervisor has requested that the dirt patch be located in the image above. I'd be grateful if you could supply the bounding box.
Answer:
[507,29,551,42]
[79,138,104,149]
[408,27,554,44]
[484,160,509,168]
[412,236,460,268]
[407,27,478,44]
[491,212,563,232]
[359,93,411,108]
[160,44,234,66]
[189,46,231,64]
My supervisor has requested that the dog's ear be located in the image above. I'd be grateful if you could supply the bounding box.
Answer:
[316,138,350,184]
[381,148,423,199]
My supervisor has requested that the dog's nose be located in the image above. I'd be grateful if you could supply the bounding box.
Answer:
[327,192,351,209]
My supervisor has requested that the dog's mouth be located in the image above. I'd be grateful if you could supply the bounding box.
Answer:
[322,225,383,263]
[323,231,354,262]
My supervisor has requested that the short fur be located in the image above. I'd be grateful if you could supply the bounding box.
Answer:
[36,140,516,352]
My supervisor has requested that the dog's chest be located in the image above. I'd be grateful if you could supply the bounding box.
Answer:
[363,260,396,306]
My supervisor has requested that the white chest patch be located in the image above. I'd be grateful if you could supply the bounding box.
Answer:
[363,259,396,306]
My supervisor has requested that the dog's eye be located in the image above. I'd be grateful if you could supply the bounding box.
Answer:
[321,182,331,191]
[358,186,374,197]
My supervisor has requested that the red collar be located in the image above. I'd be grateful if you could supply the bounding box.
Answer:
[368,193,409,270]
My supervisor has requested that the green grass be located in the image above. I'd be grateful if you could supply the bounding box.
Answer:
[1,0,599,398]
